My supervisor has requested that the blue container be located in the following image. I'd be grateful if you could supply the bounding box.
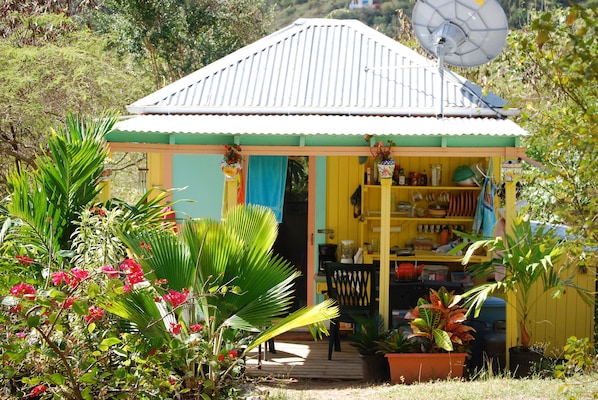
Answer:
[466,298,506,373]
[476,297,506,326]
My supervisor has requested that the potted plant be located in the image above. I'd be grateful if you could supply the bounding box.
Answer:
[364,134,395,179]
[221,143,243,179]
[458,214,591,377]
[379,286,476,384]
[349,314,390,382]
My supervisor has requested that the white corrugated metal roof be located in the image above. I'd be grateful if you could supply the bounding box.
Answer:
[127,18,515,118]
[113,114,526,136]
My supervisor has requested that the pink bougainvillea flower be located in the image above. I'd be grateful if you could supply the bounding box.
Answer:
[119,259,145,285]
[9,283,36,299]
[16,332,27,339]
[101,265,119,278]
[15,255,33,266]
[69,268,90,287]
[122,285,131,293]
[140,242,152,252]
[169,322,182,335]
[89,205,106,217]
[190,324,203,333]
[84,306,105,323]
[52,271,70,286]
[228,349,238,359]
[62,297,76,309]
[9,305,22,313]
[28,384,46,397]
[163,289,189,308]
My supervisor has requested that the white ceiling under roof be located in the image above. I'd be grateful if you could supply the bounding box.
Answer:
[114,114,526,136]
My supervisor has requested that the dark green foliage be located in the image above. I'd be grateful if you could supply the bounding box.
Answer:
[349,313,386,356]
[0,9,153,196]
[97,0,273,85]
[4,114,116,256]
[375,328,415,354]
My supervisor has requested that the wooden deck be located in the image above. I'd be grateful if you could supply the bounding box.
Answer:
[245,335,363,380]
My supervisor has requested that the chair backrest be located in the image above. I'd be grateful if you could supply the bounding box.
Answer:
[324,262,376,314]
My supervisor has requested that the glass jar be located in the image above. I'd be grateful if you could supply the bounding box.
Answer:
[430,164,442,186]
[340,240,354,263]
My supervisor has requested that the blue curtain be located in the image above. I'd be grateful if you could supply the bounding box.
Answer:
[246,156,288,222]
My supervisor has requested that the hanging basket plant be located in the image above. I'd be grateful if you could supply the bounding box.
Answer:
[221,143,243,179]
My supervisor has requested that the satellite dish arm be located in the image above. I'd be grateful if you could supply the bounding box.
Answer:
[436,38,446,118]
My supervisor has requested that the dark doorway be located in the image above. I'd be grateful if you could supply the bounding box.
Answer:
[273,157,308,311]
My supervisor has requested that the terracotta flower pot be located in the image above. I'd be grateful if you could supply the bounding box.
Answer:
[385,353,467,384]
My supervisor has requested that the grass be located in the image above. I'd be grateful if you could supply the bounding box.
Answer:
[256,373,598,400]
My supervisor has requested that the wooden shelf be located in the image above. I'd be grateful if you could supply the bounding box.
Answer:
[363,185,482,191]
[363,250,489,264]
[364,216,474,223]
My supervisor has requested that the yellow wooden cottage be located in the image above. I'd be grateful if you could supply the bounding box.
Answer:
[105,18,594,359]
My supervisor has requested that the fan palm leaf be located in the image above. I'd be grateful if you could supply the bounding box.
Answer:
[115,204,338,353]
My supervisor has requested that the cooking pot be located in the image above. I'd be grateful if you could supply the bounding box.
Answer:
[394,262,424,281]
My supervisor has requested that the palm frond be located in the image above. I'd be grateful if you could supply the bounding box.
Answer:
[5,113,117,256]
[244,299,339,354]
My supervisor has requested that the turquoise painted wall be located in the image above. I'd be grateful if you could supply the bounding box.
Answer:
[315,155,327,243]
[172,154,223,220]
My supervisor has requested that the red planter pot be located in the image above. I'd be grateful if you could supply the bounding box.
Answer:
[385,353,467,384]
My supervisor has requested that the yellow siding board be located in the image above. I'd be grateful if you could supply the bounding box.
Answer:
[326,157,362,248]
[527,264,595,354]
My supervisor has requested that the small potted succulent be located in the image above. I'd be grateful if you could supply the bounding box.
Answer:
[349,314,390,382]
[379,286,476,384]
[364,134,395,179]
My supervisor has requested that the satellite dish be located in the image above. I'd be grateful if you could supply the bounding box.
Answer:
[412,0,508,67]
[412,0,508,116]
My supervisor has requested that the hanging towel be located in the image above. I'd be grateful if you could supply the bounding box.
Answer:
[481,178,497,237]
[472,160,497,238]
[246,156,288,222]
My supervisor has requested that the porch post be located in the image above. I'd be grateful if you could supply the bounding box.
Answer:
[222,176,240,215]
[503,161,518,360]
[379,178,391,329]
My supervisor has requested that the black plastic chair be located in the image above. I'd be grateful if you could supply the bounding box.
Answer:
[324,262,376,360]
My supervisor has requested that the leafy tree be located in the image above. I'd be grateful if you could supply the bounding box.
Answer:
[516,5,597,266]
[0,4,154,197]
[467,4,597,269]
[97,0,274,86]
